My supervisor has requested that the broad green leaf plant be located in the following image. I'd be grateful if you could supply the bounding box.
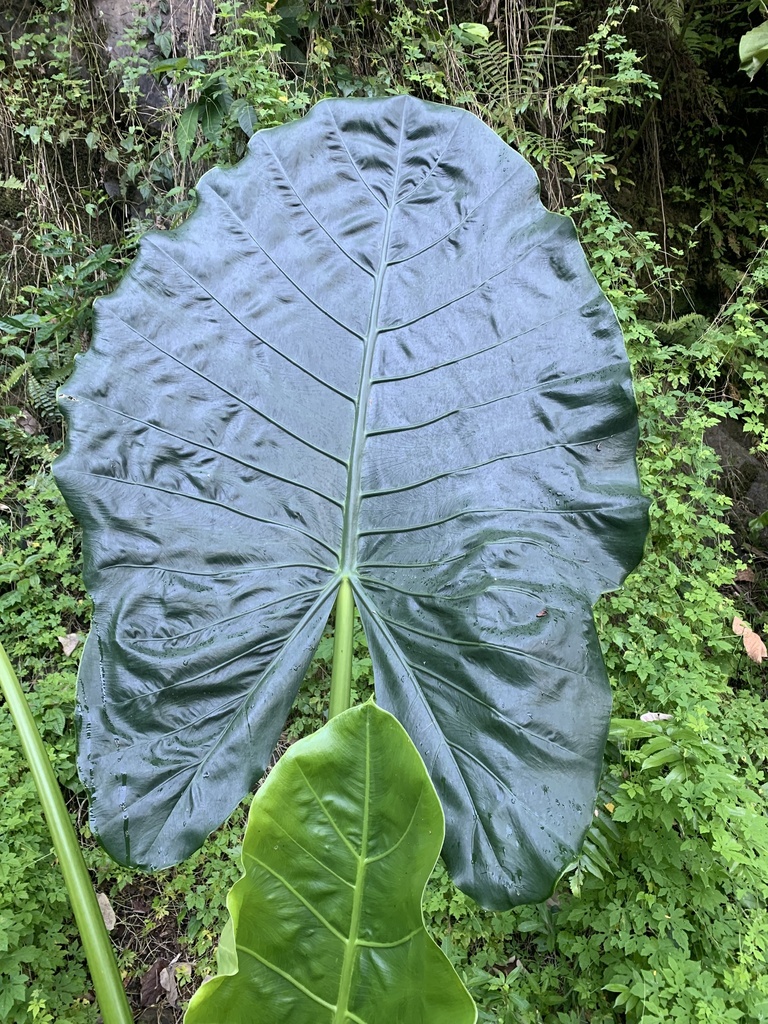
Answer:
[6,95,647,1021]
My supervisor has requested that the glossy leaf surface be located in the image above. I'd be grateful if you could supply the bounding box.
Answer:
[184,702,476,1024]
[54,95,648,906]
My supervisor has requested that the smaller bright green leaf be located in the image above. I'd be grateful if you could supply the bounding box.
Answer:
[230,98,259,137]
[454,22,490,46]
[0,345,26,362]
[176,102,201,161]
[581,856,605,882]
[184,701,476,1024]
[582,838,610,874]
[608,718,662,743]
[641,747,682,770]
[151,56,191,75]
[0,314,41,332]
[200,95,229,141]
[739,21,768,79]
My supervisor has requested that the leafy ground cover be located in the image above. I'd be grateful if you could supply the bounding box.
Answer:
[1,1,768,1021]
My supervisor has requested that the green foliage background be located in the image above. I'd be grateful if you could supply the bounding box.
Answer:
[1,0,768,1020]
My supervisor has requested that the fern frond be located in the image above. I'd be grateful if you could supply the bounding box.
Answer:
[0,361,28,396]
[27,364,72,420]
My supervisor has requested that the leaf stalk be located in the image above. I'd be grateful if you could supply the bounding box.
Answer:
[328,577,355,719]
[0,641,133,1024]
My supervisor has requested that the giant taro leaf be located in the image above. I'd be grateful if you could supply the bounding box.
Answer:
[54,95,648,908]
[184,702,477,1024]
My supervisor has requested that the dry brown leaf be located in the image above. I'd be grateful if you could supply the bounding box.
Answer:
[140,959,169,1008]
[735,568,756,583]
[15,412,41,435]
[97,892,116,931]
[732,616,767,662]
[159,965,180,1008]
[732,616,751,636]
[57,633,81,656]
[744,630,767,664]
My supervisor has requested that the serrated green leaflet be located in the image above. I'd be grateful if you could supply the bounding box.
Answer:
[184,702,476,1024]
[54,95,647,906]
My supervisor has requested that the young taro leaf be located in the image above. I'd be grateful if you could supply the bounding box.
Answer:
[54,95,648,909]
[184,702,477,1024]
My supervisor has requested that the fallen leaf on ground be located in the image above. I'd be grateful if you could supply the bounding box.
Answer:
[97,892,116,931]
[15,411,41,435]
[159,964,180,1008]
[57,633,81,656]
[140,959,169,1007]
[735,568,755,583]
[732,616,766,663]
[744,630,767,664]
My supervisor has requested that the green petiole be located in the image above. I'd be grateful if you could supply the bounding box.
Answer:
[0,641,133,1024]
[328,576,355,720]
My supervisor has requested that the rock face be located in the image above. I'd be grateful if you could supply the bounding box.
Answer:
[91,0,215,111]
[95,0,214,56]
[706,420,768,547]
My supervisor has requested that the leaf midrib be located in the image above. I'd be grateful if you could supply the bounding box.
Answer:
[333,712,371,1024]
[339,109,405,575]
[339,203,395,574]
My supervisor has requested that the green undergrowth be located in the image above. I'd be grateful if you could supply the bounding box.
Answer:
[2,0,768,1021]
[2,223,766,1024]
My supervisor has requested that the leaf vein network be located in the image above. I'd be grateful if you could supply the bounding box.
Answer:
[186,192,366,340]
[392,114,462,207]
[76,394,343,507]
[243,850,348,942]
[294,764,361,859]
[106,310,349,467]
[71,469,339,558]
[261,136,375,275]
[388,166,532,265]
[368,311,567,383]
[325,106,389,211]
[236,943,336,1011]
[364,790,427,865]
[257,808,355,888]
[374,610,589,678]
[418,663,592,762]
[378,236,547,334]
[446,738,575,848]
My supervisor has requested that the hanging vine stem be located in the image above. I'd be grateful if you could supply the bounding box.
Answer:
[615,0,699,172]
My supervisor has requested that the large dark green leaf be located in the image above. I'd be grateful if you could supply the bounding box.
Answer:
[54,95,647,906]
[184,701,477,1023]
